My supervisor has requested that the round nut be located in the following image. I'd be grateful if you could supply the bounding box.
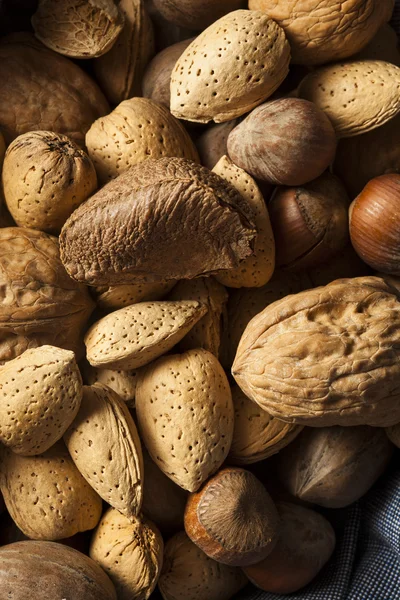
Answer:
[151,0,246,30]
[195,120,238,171]
[2,131,97,233]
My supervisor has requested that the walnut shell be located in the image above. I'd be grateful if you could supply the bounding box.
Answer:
[233,276,400,427]
[86,98,199,184]
[0,33,109,147]
[249,0,394,66]
[0,228,94,363]
[0,442,102,540]
[90,508,163,600]
[32,0,125,59]
[158,531,247,600]
[94,281,176,311]
[2,131,97,234]
[277,426,394,508]
[59,158,257,286]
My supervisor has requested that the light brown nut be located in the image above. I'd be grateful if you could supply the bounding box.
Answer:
[83,363,140,407]
[2,131,97,234]
[249,0,394,66]
[244,502,336,594]
[213,155,275,287]
[158,531,248,600]
[355,24,400,66]
[277,426,394,508]
[196,120,238,171]
[386,422,400,447]
[94,281,176,311]
[0,33,109,148]
[167,278,228,356]
[298,60,400,138]
[59,158,257,286]
[94,0,155,105]
[0,346,82,456]
[64,383,143,519]
[0,541,117,600]
[229,385,302,465]
[136,349,234,492]
[151,0,245,30]
[85,300,207,370]
[170,10,290,124]
[232,276,400,427]
[90,508,163,600]
[86,98,199,184]
[142,38,194,109]
[32,0,124,59]
[0,227,95,363]
[0,442,102,540]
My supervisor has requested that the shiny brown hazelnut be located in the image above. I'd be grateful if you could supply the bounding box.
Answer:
[244,502,336,594]
[268,172,349,270]
[349,174,400,274]
[184,467,280,567]
[196,120,238,171]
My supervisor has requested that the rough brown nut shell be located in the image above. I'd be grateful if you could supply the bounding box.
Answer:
[90,508,163,600]
[0,442,102,540]
[2,131,98,234]
[244,502,336,594]
[0,346,82,456]
[32,0,125,59]
[0,228,95,363]
[229,385,302,465]
[0,541,117,600]
[83,363,140,407]
[94,0,155,105]
[248,0,394,66]
[184,467,280,566]
[277,426,394,508]
[85,300,207,370]
[227,98,337,186]
[232,276,400,427]
[170,10,290,124]
[94,281,176,311]
[167,278,228,356]
[136,349,234,492]
[0,33,109,147]
[64,383,144,519]
[59,157,257,286]
[86,98,199,184]
[196,120,238,171]
[158,531,248,600]
[152,0,245,30]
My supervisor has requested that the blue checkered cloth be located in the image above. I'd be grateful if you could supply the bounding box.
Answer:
[236,7,400,599]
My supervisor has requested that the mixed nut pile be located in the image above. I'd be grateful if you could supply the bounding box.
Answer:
[0,0,400,599]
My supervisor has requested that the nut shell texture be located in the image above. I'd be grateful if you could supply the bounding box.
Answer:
[233,276,400,427]
[64,383,143,519]
[60,157,257,286]
[170,10,290,123]
[136,349,234,492]
[152,0,246,30]
[298,60,400,138]
[0,346,82,456]
[94,282,175,311]
[83,364,139,407]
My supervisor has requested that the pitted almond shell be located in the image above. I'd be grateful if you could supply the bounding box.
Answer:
[94,281,176,311]
[83,363,140,407]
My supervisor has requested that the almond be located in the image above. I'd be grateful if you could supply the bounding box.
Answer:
[0,346,82,456]
[86,97,199,184]
[136,349,234,492]
[83,363,140,407]
[85,300,207,370]
[170,10,290,124]
[94,281,176,311]
[90,508,163,600]
[167,278,228,356]
[213,155,275,287]
[64,383,143,519]
[0,441,102,540]
[298,60,400,138]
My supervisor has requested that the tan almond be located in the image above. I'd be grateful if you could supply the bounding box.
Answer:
[64,383,143,519]
[86,97,199,184]
[83,363,140,407]
[170,10,290,124]
[94,281,176,311]
[136,349,234,492]
[213,155,275,287]
[167,277,228,356]
[85,300,207,370]
[0,346,82,456]
[298,60,400,138]
[0,441,102,540]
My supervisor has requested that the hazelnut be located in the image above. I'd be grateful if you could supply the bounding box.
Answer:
[268,172,349,270]
[184,467,280,566]
[196,120,238,170]
[151,0,246,31]
[350,174,400,274]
